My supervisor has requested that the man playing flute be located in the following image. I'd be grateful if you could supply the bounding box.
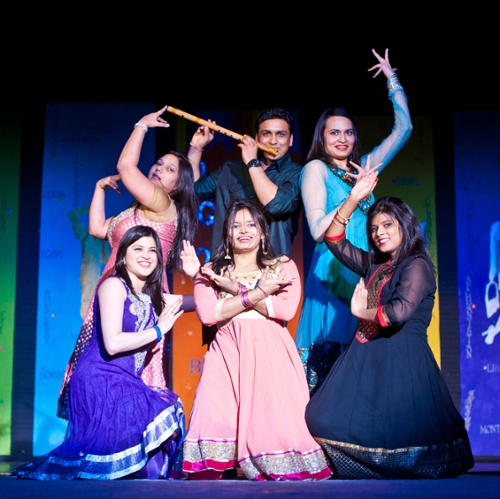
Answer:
[188,108,302,258]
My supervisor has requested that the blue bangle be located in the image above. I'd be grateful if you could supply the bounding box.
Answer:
[153,325,162,342]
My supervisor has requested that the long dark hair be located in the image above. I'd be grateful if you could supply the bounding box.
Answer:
[114,225,165,316]
[211,198,277,275]
[164,151,198,272]
[366,196,429,267]
[307,107,361,167]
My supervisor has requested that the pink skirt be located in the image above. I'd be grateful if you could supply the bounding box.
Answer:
[182,316,331,481]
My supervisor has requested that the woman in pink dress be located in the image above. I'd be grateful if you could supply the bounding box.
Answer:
[180,199,332,481]
[57,106,197,419]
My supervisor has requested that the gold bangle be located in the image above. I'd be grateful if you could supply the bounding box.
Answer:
[332,217,345,228]
[334,209,348,227]
[336,206,351,224]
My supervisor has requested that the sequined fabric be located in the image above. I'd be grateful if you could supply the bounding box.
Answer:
[356,262,395,343]
[239,447,330,481]
[57,207,177,420]
[317,437,475,479]
[183,438,331,481]
[129,289,156,374]
[324,165,371,215]
[182,439,239,472]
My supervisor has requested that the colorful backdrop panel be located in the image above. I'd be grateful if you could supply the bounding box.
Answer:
[0,116,21,455]
[455,111,500,456]
[34,103,154,455]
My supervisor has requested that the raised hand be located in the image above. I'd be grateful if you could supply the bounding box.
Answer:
[348,157,380,201]
[347,156,382,180]
[180,240,201,279]
[368,48,396,79]
[257,267,296,296]
[97,174,123,194]
[136,106,170,129]
[351,278,368,317]
[190,120,216,151]
[238,135,260,165]
[200,265,239,295]
[157,298,184,334]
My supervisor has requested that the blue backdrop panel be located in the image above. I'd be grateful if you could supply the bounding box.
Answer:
[455,111,500,456]
[34,103,155,455]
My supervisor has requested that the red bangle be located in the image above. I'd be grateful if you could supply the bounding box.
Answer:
[325,232,345,242]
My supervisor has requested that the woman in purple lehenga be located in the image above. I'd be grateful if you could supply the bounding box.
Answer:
[14,226,186,480]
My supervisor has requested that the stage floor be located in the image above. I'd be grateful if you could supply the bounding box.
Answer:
[2,462,500,499]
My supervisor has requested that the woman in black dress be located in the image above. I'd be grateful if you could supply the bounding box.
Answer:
[305,163,474,478]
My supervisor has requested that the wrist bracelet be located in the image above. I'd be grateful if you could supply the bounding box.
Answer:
[153,325,162,342]
[134,122,148,133]
[387,72,403,94]
[334,208,349,227]
[189,142,204,152]
[240,289,253,308]
[256,285,269,298]
[238,282,248,295]
[336,206,351,223]
[331,218,345,228]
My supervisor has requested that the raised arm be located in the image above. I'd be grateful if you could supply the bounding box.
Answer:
[363,48,413,173]
[98,277,182,356]
[239,135,301,215]
[88,174,122,239]
[116,106,171,209]
[325,160,379,242]
[187,123,215,181]
[239,135,278,206]
[189,125,227,207]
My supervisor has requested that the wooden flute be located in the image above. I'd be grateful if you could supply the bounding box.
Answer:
[166,106,276,155]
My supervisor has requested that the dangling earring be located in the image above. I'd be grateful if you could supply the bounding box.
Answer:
[224,244,231,260]
[261,237,268,255]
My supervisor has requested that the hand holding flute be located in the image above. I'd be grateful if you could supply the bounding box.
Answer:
[167,105,277,156]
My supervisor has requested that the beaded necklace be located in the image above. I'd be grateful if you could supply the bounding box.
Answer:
[326,163,371,215]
